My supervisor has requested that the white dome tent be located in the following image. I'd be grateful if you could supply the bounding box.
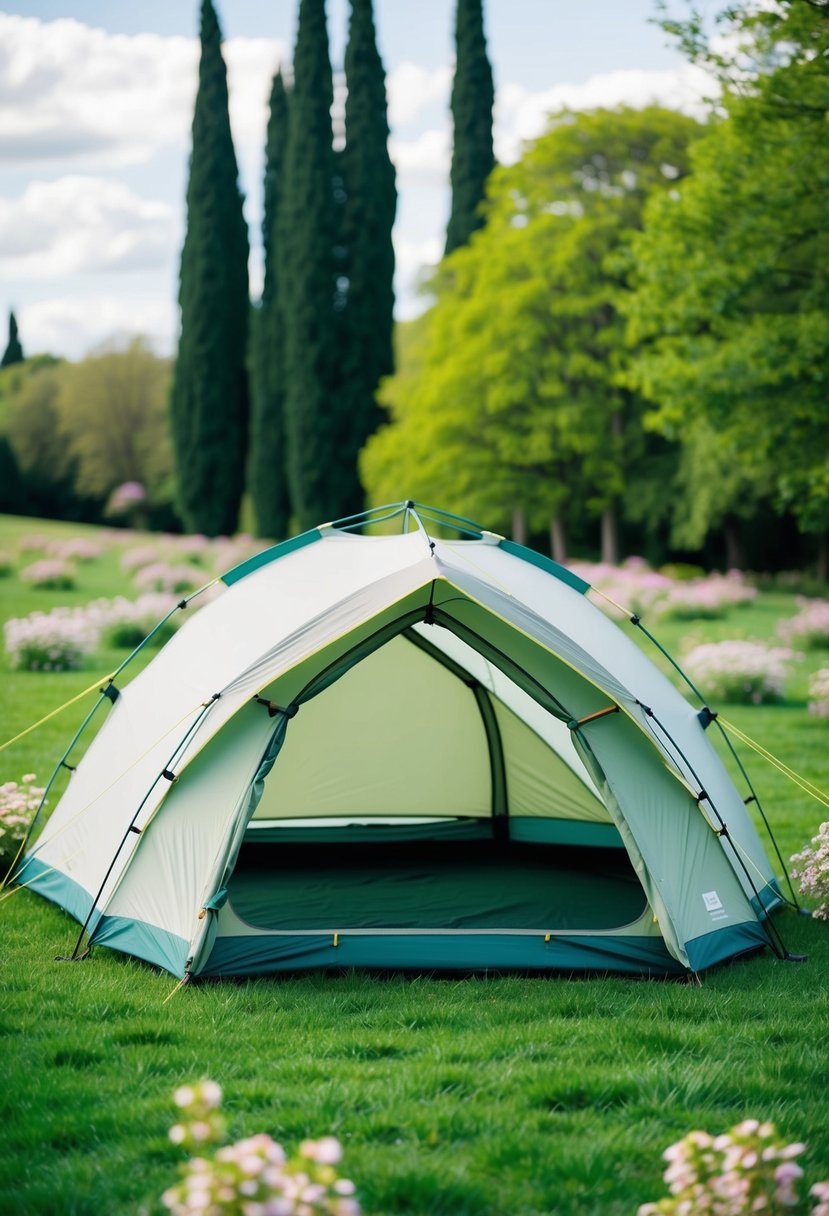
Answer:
[14,502,791,980]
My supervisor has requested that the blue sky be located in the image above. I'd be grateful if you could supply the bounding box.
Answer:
[0,2,712,359]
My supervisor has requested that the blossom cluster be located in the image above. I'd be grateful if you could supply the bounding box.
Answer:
[0,775,44,866]
[570,558,757,622]
[807,669,829,719]
[19,558,76,590]
[4,608,99,671]
[778,599,829,650]
[119,533,265,582]
[3,593,183,670]
[162,1081,360,1216]
[637,1119,825,1216]
[45,537,105,562]
[790,822,829,920]
[134,562,205,595]
[105,480,147,518]
[681,640,798,705]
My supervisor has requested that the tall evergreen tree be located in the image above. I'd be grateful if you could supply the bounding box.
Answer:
[339,0,397,508]
[170,0,249,536]
[249,68,291,539]
[281,0,343,529]
[445,0,495,255]
[1,311,24,367]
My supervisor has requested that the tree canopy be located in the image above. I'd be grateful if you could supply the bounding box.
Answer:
[445,0,495,255]
[626,0,829,551]
[362,107,701,557]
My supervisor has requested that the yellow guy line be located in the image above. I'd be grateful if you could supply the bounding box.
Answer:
[718,716,829,813]
[0,673,116,755]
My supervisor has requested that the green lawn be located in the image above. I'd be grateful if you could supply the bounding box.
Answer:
[1,514,828,1215]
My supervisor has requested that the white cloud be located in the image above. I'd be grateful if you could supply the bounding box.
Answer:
[494,65,716,163]
[0,14,285,177]
[389,128,451,185]
[393,232,443,318]
[20,294,178,361]
[387,62,452,127]
[0,176,177,278]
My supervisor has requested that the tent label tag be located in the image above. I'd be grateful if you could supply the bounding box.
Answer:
[702,890,727,921]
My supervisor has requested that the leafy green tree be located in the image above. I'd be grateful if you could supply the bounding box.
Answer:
[338,0,397,512]
[445,0,495,255]
[1,311,24,367]
[281,0,344,529]
[627,1,829,573]
[363,107,700,560]
[249,68,291,539]
[5,364,86,520]
[56,339,173,500]
[170,0,249,536]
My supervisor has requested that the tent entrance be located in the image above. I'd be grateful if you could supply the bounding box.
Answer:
[228,829,646,934]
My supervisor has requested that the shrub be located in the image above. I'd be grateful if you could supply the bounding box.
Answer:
[656,573,757,621]
[790,822,829,920]
[638,1119,815,1215]
[17,534,51,554]
[19,558,76,590]
[681,640,797,704]
[134,562,203,595]
[46,537,104,562]
[121,544,167,573]
[807,669,829,718]
[86,593,180,649]
[0,775,44,869]
[0,551,12,578]
[4,609,98,671]
[778,599,829,650]
[161,1080,361,1216]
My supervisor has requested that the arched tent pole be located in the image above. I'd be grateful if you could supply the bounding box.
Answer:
[63,693,221,962]
[1,576,223,885]
[626,612,801,910]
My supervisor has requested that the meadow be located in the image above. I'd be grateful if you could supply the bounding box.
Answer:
[1,514,828,1216]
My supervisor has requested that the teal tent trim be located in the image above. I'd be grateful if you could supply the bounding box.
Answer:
[242,818,624,848]
[222,529,322,587]
[498,539,590,595]
[199,931,684,978]
[14,855,98,930]
[90,914,189,977]
[684,920,770,972]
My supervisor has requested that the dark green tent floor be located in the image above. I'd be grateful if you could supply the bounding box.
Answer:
[228,840,646,932]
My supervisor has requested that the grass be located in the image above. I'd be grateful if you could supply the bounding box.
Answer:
[1,513,828,1215]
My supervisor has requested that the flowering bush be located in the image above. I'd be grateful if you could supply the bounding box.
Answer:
[656,573,757,621]
[778,599,829,650]
[19,558,76,590]
[0,551,11,578]
[85,593,181,648]
[4,609,99,671]
[17,534,51,554]
[638,1119,824,1216]
[104,480,148,526]
[46,537,104,562]
[121,544,166,573]
[790,822,829,920]
[134,562,203,595]
[0,775,44,868]
[162,1080,360,1216]
[681,640,797,704]
[807,669,829,718]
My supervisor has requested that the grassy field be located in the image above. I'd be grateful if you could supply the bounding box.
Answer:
[1,514,828,1216]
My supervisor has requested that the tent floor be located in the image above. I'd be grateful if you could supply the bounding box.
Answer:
[228,839,647,932]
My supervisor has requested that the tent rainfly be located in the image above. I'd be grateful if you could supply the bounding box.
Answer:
[15,503,790,980]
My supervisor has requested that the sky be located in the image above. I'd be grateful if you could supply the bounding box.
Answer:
[0,1,715,361]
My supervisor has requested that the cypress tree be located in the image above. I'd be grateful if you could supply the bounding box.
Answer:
[170,0,250,536]
[1,311,24,367]
[249,68,291,538]
[445,0,495,255]
[339,0,397,506]
[281,0,344,530]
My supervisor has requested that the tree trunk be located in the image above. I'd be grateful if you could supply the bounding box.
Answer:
[511,506,526,546]
[723,521,743,571]
[549,513,567,565]
[600,506,619,566]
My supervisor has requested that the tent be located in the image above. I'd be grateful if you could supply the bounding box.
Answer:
[15,503,787,980]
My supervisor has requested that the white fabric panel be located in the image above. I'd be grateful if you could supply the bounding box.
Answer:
[105,702,275,943]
